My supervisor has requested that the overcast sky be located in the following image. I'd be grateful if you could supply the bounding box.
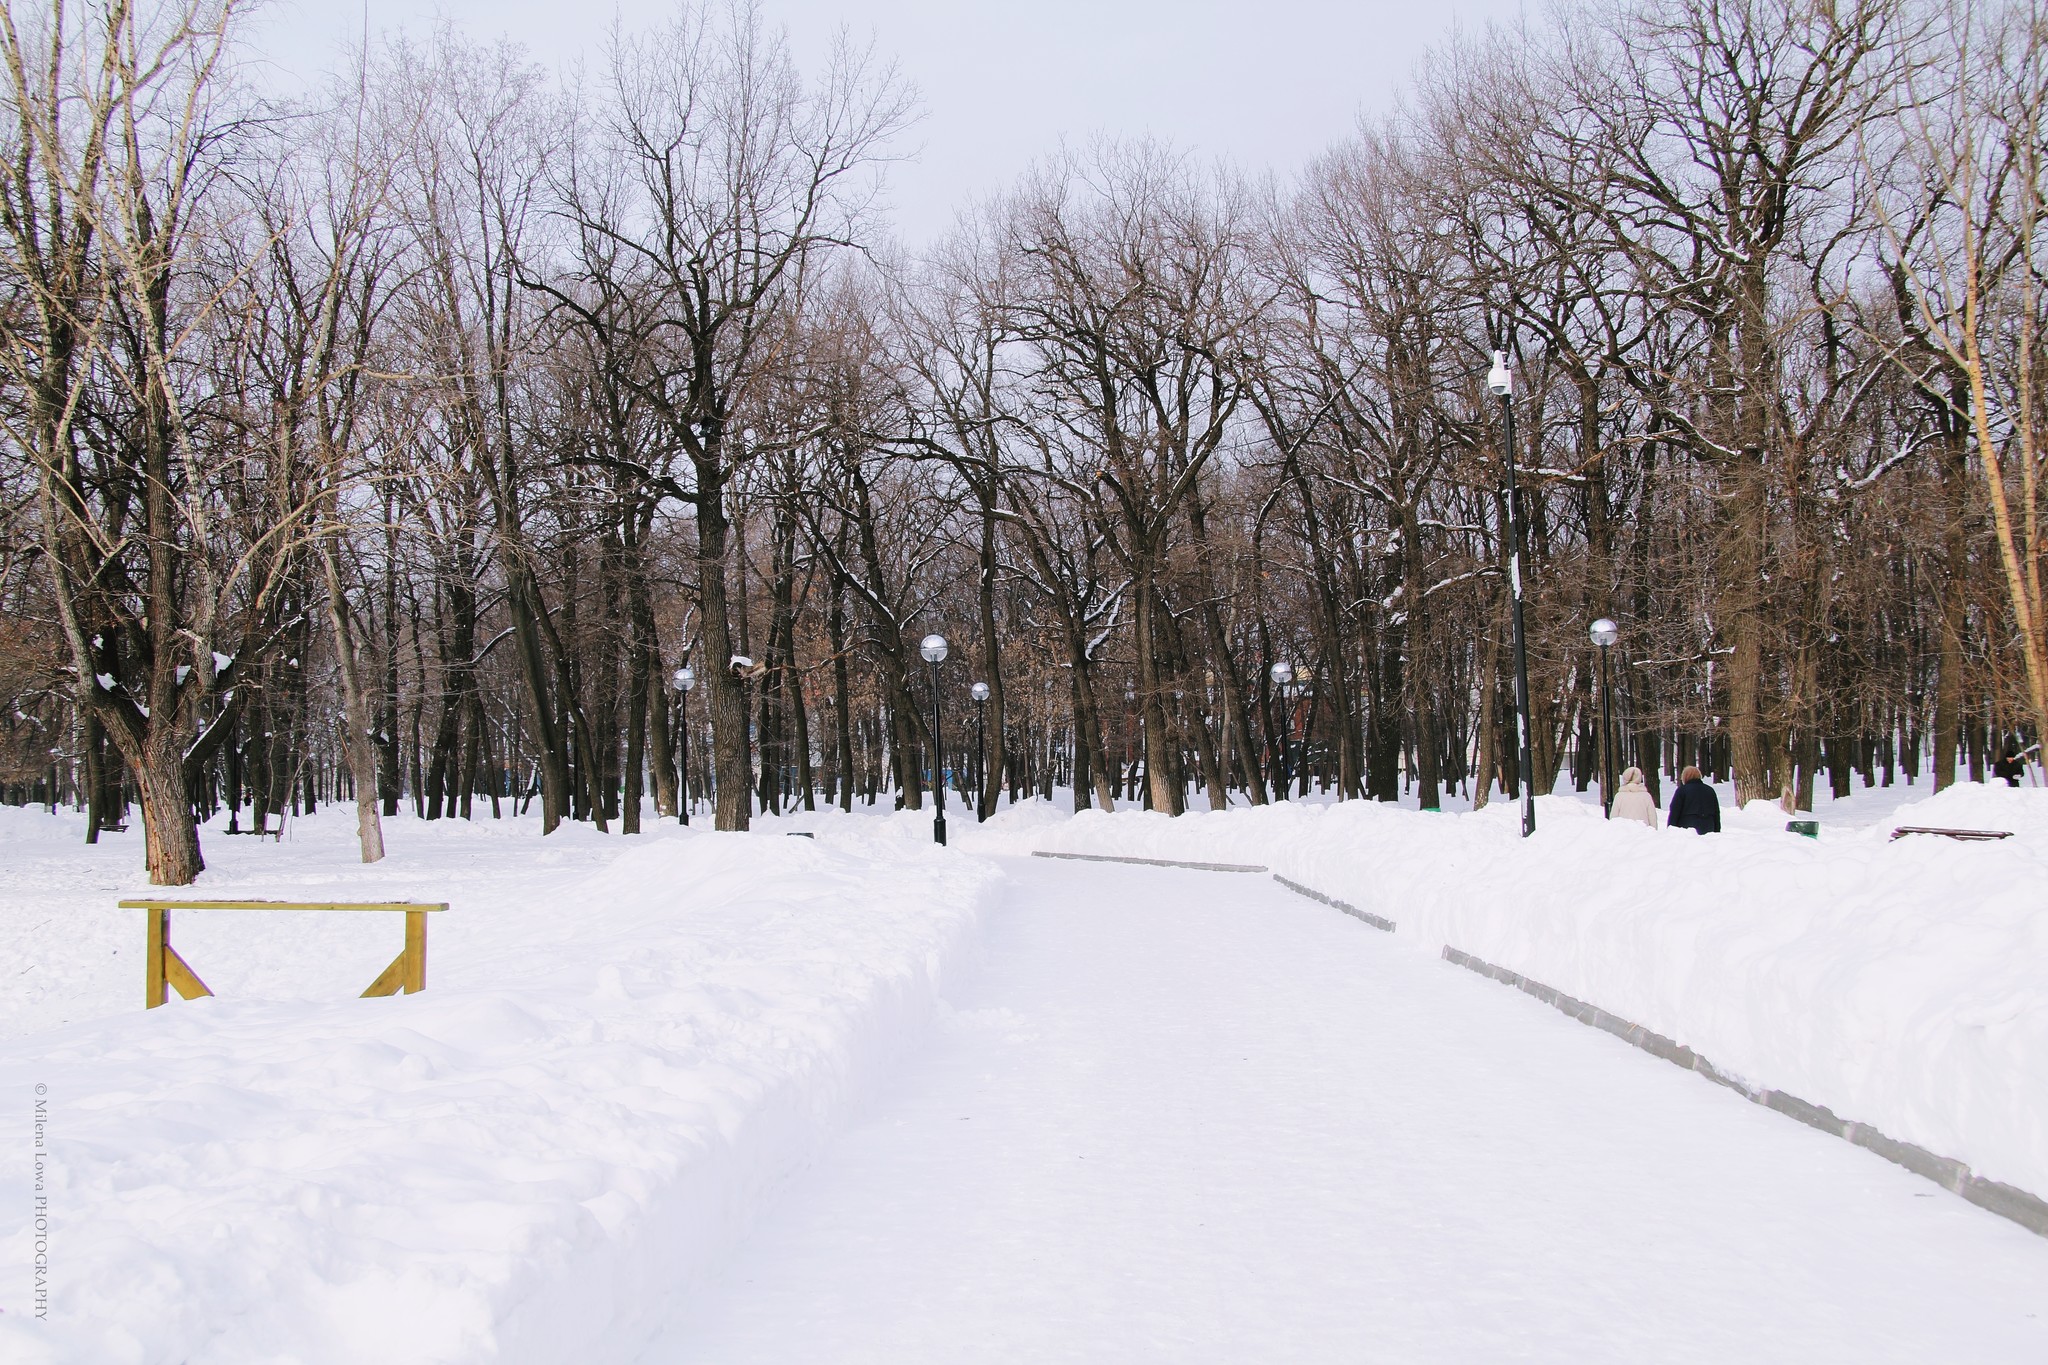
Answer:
[248,0,1527,242]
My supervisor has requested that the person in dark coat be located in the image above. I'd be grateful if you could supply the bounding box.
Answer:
[1667,765,1721,834]
[1992,743,2027,787]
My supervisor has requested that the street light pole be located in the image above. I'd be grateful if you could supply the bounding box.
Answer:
[1590,619,1619,819]
[1123,680,1136,804]
[729,654,754,820]
[970,681,990,821]
[680,666,700,824]
[921,634,949,845]
[226,711,242,834]
[1489,350,1538,839]
[1270,660,1295,801]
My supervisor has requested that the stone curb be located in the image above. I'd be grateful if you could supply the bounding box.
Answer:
[1030,851,1269,874]
[1270,874,1397,933]
[1027,847,2048,1239]
[1436,946,2048,1239]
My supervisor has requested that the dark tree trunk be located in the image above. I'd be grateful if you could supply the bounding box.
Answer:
[829,580,856,812]
[137,730,202,886]
[694,464,754,832]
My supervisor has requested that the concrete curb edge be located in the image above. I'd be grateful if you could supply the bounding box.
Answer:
[1030,850,1269,874]
[1270,874,1397,933]
[1026,846,2048,1239]
[1432,945,2048,1239]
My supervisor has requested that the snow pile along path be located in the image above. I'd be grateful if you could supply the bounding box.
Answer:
[0,808,644,1043]
[0,829,1001,1365]
[637,855,2048,1364]
[1028,785,2048,1208]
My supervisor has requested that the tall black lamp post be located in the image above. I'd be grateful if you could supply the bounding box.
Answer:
[1590,618,1619,818]
[226,711,243,834]
[970,680,990,821]
[1270,660,1295,800]
[1123,679,1136,802]
[729,654,754,819]
[921,633,949,845]
[1489,349,1538,839]
[671,666,694,825]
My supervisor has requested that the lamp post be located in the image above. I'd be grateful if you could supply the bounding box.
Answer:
[970,681,990,821]
[1590,619,1619,819]
[1270,660,1295,800]
[1123,679,1136,802]
[226,710,242,834]
[1489,350,1538,839]
[672,666,695,825]
[920,634,949,845]
[1203,667,1222,809]
[729,655,753,820]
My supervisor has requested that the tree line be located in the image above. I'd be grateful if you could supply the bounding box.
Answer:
[1,0,2043,883]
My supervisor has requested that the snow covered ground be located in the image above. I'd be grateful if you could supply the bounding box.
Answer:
[636,855,2048,1363]
[983,781,2048,1210]
[0,807,636,1044]
[0,808,1000,1363]
[1,773,2043,1362]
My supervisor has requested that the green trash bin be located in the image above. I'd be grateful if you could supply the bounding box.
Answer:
[1786,819,1819,839]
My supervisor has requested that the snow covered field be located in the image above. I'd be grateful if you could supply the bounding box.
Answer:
[1,775,2044,1362]
[0,809,1000,1363]
[638,855,2048,1363]
[1002,782,2048,1208]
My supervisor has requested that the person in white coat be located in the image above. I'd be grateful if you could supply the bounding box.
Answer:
[1609,766,1659,828]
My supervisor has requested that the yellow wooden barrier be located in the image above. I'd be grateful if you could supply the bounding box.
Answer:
[116,900,448,1009]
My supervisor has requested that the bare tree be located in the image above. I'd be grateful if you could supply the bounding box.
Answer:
[1875,0,2048,774]
[0,0,317,882]
[1003,143,1259,814]
[546,2,911,830]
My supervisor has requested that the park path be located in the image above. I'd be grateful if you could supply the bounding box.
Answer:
[635,854,2048,1363]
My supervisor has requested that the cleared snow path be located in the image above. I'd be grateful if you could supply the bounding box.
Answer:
[637,855,2048,1363]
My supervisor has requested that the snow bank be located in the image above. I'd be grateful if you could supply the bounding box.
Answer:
[755,795,1075,856]
[1025,786,2048,1203]
[0,822,1001,1364]
[0,807,646,1044]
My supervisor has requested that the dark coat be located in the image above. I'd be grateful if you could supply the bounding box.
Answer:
[1667,778,1721,834]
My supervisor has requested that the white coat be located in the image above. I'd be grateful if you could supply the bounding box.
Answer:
[1609,767,1658,828]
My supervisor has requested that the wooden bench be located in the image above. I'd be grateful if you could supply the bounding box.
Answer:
[117,900,448,1009]
[1888,826,2014,842]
